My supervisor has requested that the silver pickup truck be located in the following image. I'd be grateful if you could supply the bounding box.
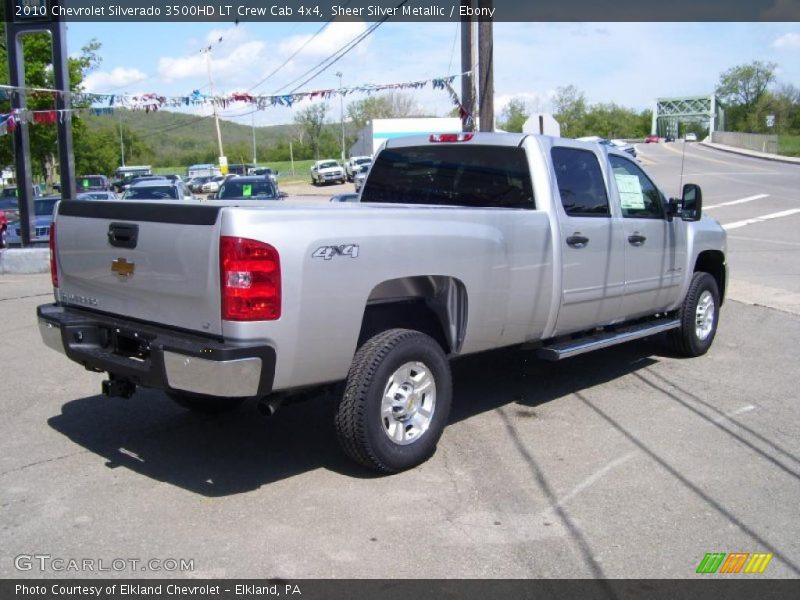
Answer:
[38,132,727,472]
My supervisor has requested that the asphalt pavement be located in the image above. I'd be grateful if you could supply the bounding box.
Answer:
[1,145,799,580]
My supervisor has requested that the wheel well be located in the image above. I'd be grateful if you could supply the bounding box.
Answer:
[695,250,726,303]
[359,276,468,354]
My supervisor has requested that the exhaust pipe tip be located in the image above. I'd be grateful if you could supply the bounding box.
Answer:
[257,394,285,418]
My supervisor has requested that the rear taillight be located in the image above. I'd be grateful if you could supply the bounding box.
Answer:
[429,133,474,143]
[220,236,281,321]
[49,222,58,288]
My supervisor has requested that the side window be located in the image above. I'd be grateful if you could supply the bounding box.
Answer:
[609,155,665,219]
[551,147,610,217]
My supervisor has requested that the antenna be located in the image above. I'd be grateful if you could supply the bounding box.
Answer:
[678,136,687,195]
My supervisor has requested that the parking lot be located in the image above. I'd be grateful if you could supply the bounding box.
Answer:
[1,143,799,579]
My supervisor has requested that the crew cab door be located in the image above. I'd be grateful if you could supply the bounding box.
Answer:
[608,155,685,317]
[551,145,626,334]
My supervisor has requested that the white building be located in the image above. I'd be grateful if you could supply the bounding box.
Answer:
[349,117,464,157]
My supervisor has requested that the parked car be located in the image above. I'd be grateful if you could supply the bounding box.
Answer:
[5,196,59,245]
[685,132,698,142]
[645,134,659,143]
[249,167,278,185]
[188,176,211,193]
[121,180,184,201]
[216,177,284,200]
[330,193,360,203]
[311,160,345,185]
[665,134,676,143]
[577,136,636,159]
[201,175,226,194]
[76,175,111,194]
[1,184,44,200]
[353,164,370,192]
[345,156,372,181]
[76,191,117,201]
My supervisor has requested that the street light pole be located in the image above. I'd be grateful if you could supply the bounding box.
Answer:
[335,71,345,162]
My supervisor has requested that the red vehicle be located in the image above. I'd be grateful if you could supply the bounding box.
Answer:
[645,134,659,143]
[0,208,8,248]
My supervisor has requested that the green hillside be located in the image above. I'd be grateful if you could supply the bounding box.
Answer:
[83,109,306,168]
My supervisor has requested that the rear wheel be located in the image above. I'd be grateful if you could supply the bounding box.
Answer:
[335,329,452,473]
[0,227,6,249]
[167,390,245,414]
[668,272,720,357]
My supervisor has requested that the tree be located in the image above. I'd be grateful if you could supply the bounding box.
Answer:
[552,84,587,137]
[294,103,328,161]
[0,23,104,186]
[716,61,777,110]
[498,98,530,133]
[346,92,423,134]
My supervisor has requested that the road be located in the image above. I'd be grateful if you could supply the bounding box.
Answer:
[1,146,799,580]
[636,141,800,314]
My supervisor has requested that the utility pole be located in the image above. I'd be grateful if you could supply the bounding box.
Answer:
[251,111,257,165]
[477,0,494,132]
[335,71,345,162]
[460,1,476,131]
[203,47,226,171]
[118,110,125,167]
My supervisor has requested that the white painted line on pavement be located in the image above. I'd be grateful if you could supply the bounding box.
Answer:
[706,194,769,210]
[723,208,800,230]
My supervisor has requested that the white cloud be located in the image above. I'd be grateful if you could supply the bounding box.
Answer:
[82,67,147,93]
[157,26,268,85]
[278,22,370,58]
[772,32,800,49]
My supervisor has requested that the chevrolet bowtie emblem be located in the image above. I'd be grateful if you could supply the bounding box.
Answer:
[111,258,135,278]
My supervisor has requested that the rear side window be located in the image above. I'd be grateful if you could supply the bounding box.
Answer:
[551,147,609,217]
[361,145,535,209]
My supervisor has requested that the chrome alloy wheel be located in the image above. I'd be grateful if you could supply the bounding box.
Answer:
[695,290,716,341]
[381,361,436,445]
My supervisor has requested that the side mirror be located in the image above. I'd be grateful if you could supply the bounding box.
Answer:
[681,183,702,221]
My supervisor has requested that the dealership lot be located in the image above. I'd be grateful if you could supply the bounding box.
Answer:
[1,145,799,579]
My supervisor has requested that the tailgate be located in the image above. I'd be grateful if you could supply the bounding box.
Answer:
[55,200,224,336]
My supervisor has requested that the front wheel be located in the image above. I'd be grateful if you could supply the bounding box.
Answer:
[335,329,452,473]
[668,272,720,357]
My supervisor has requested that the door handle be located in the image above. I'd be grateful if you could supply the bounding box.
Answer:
[628,233,647,246]
[566,233,589,248]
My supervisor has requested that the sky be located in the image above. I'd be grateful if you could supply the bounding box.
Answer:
[63,20,800,127]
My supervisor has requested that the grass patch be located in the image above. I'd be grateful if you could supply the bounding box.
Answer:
[778,135,800,157]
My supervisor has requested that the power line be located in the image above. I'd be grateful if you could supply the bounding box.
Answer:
[276,1,408,95]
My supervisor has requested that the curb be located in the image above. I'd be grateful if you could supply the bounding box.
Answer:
[0,248,50,274]
[700,141,800,165]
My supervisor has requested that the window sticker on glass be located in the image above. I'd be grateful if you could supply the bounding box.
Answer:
[615,174,645,210]
[82,179,89,188]
[242,184,252,197]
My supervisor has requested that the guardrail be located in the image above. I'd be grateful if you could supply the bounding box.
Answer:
[711,131,778,154]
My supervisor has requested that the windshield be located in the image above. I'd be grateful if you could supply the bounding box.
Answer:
[361,145,535,209]
[355,158,372,166]
[1,188,18,198]
[319,162,339,169]
[123,186,178,200]
[218,181,277,199]
[0,198,18,210]
[34,198,58,216]
[77,192,115,200]
[78,176,105,189]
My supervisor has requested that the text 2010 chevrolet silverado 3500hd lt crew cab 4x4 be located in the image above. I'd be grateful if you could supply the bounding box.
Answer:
[38,132,727,472]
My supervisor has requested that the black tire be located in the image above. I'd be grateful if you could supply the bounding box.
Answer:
[668,272,720,357]
[0,227,6,249]
[335,328,452,473]
[167,390,245,414]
